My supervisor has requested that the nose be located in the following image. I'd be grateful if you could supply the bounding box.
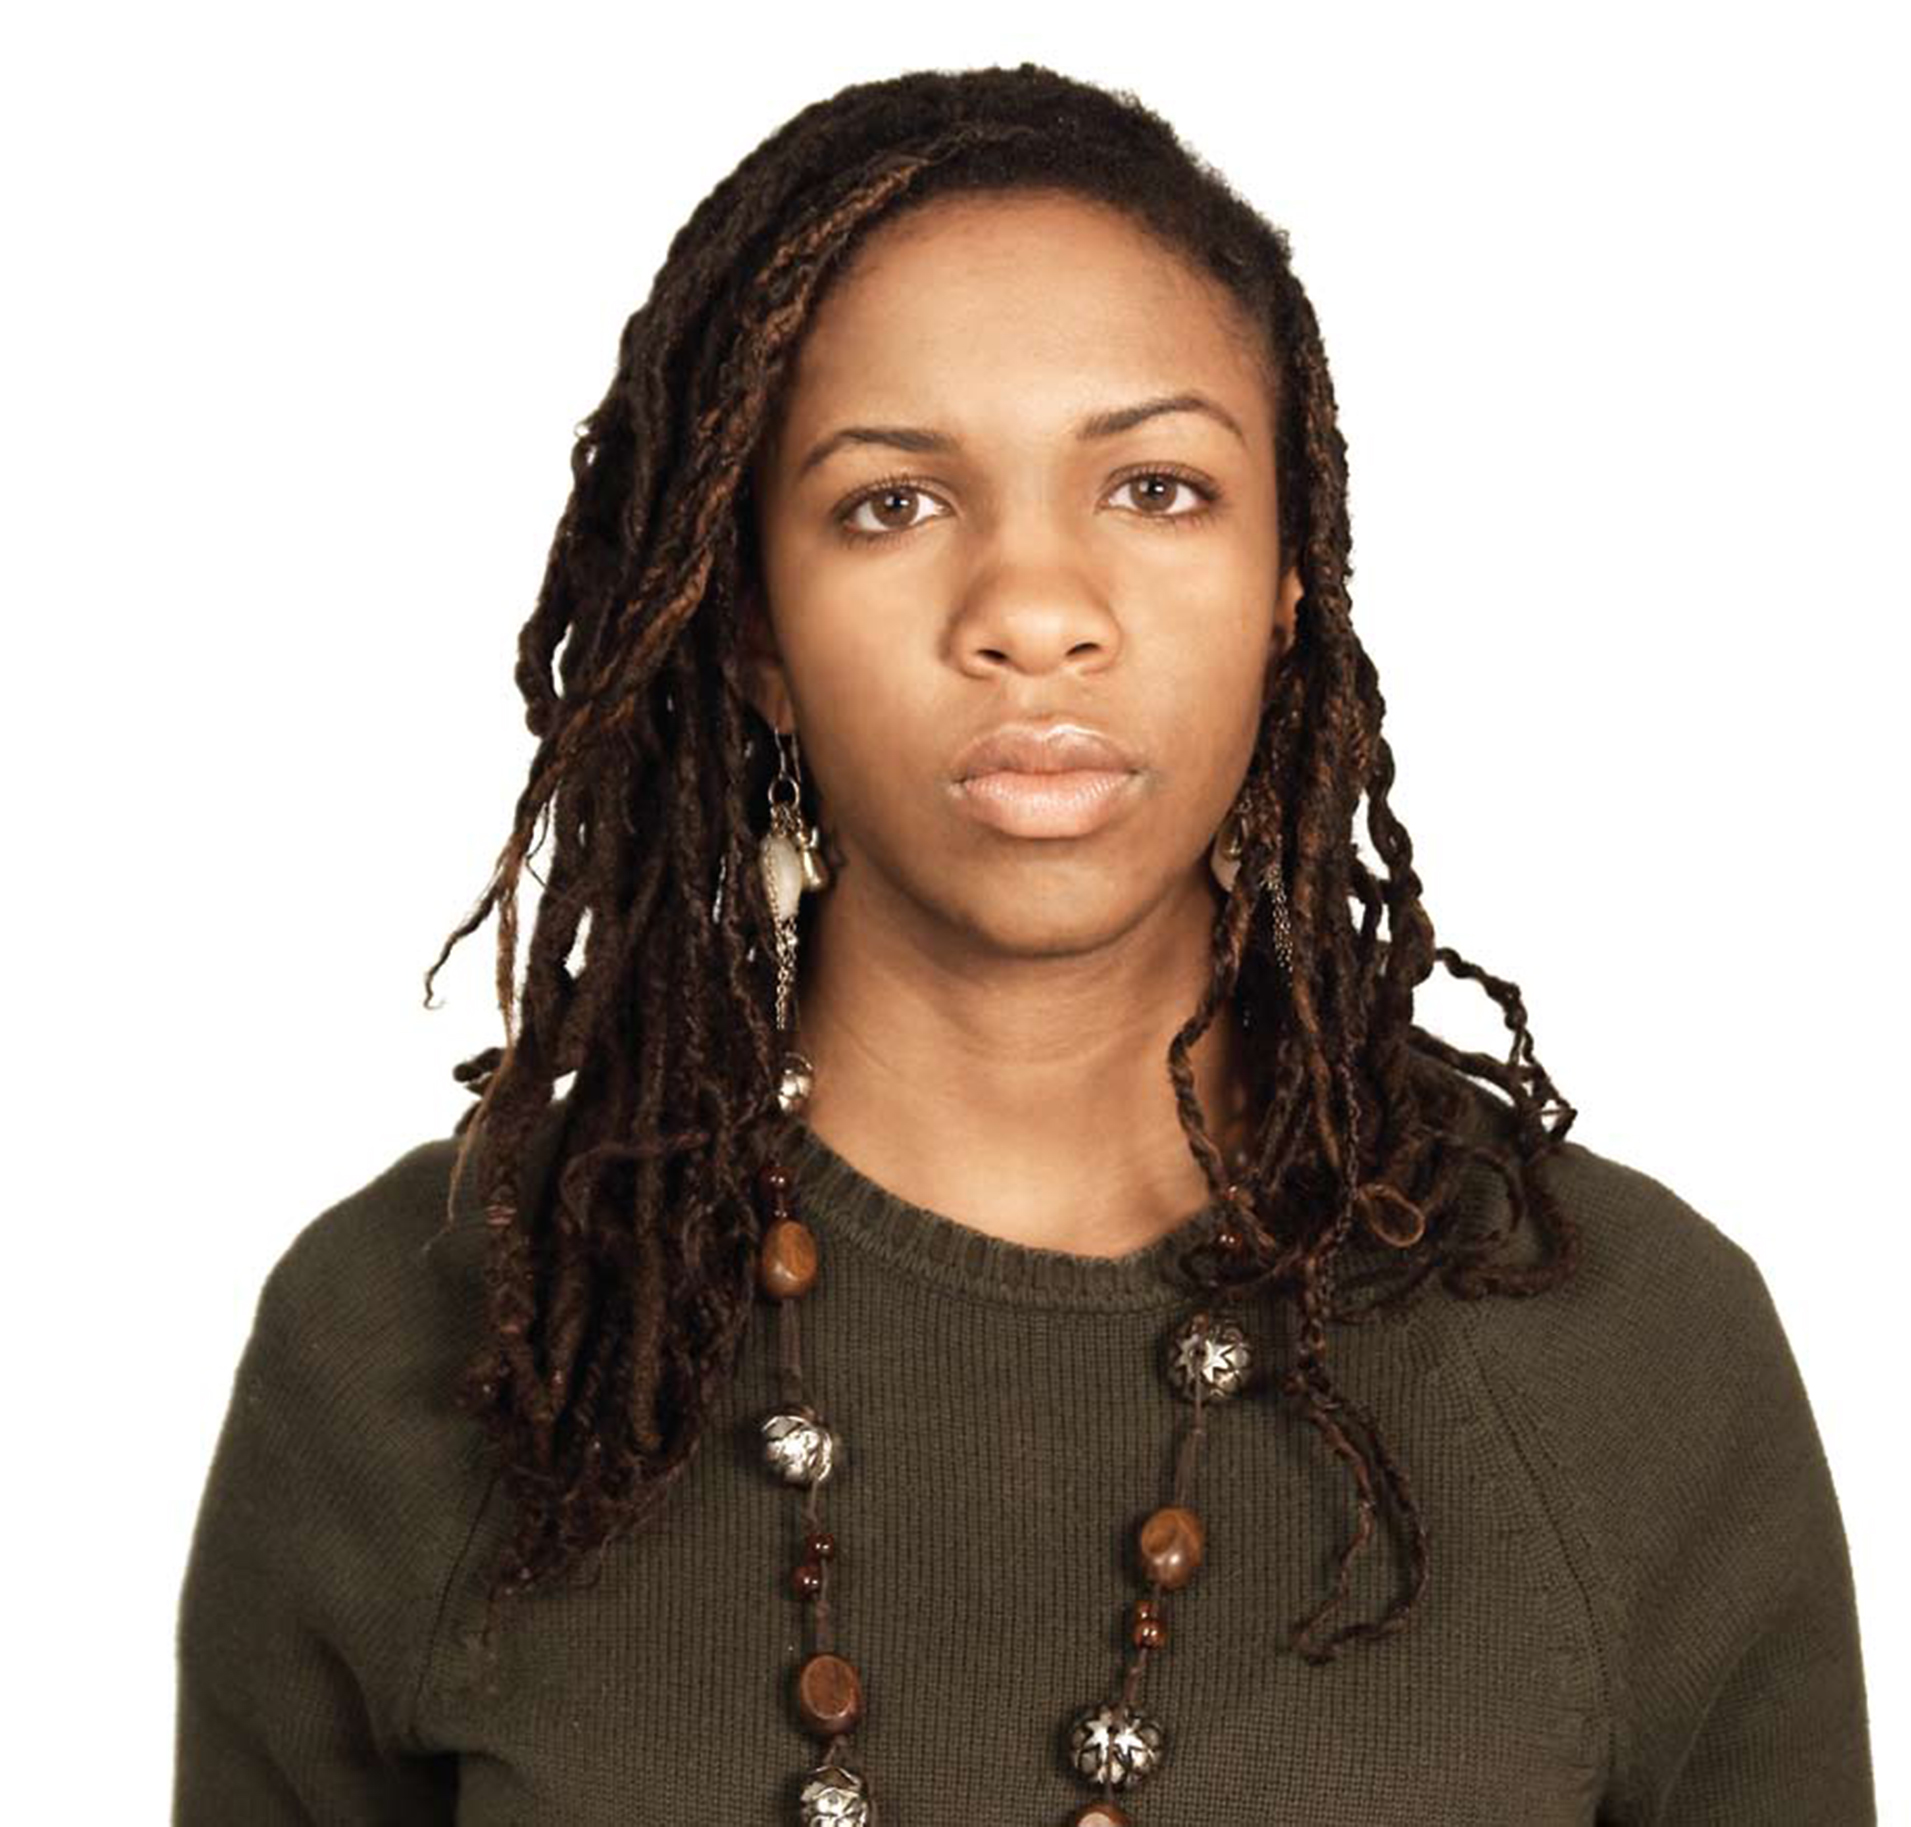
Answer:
[949,529,1123,681]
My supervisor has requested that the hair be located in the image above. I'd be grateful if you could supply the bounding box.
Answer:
[419,61,1580,1674]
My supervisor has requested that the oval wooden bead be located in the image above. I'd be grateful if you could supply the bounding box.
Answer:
[1069,1803,1133,1826]
[1137,1504,1205,1591]
[795,1651,864,1738]
[758,1218,819,1300]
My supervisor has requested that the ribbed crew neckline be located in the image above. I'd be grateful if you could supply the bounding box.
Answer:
[780,1118,1228,1313]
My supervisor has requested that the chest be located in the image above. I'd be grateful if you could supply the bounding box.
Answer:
[428,1302,1610,1823]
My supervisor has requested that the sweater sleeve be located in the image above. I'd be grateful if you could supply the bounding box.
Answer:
[1453,1137,1875,1824]
[1631,1251,1874,1825]
[1475,1139,1880,1827]
[173,1141,489,1824]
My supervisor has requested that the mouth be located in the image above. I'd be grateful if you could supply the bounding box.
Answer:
[951,767,1139,839]
[949,719,1143,781]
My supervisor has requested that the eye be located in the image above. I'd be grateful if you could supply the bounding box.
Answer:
[836,477,950,545]
[1107,467,1220,524]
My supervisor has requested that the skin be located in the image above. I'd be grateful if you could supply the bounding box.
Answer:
[740,188,1302,1258]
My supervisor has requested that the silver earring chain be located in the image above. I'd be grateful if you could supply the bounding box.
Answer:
[1264,826,1294,977]
[767,731,805,1035]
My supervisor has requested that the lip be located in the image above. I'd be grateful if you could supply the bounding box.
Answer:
[950,719,1143,781]
[952,768,1140,838]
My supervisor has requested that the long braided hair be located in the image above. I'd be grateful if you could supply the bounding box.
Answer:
[420,62,1580,1670]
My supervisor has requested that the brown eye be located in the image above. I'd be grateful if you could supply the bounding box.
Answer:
[1113,471,1213,518]
[839,481,947,542]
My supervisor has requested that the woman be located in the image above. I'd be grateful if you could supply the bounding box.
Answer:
[174,64,1875,1825]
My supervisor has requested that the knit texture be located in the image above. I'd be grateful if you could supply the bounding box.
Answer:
[174,1086,1875,1824]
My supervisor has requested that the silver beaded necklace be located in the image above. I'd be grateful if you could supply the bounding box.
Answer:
[741,727,1293,1824]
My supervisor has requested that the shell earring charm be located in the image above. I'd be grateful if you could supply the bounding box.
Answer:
[760,727,828,1114]
[1208,809,1245,895]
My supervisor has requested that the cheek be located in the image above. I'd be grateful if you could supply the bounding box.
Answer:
[778,629,945,851]
[1166,625,1270,762]
[1141,639,1271,852]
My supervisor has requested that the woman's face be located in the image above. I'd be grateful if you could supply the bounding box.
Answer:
[743,188,1300,960]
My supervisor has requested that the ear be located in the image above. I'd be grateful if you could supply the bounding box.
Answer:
[735,569,796,736]
[1267,563,1304,677]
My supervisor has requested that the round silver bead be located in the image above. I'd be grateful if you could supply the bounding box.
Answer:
[761,1406,841,1487]
[798,1759,871,1824]
[777,1050,815,1115]
[1164,1310,1253,1403]
[1065,1701,1166,1791]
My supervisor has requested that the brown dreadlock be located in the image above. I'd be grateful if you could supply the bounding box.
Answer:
[418,61,1581,1674]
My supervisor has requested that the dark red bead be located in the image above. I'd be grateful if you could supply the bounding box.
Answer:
[755,1159,793,1206]
[804,1530,837,1561]
[792,1560,823,1599]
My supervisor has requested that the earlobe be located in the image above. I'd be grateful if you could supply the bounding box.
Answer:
[736,582,795,736]
[751,664,795,738]
[1268,565,1304,669]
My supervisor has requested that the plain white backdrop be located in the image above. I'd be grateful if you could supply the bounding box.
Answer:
[5,1,1902,1814]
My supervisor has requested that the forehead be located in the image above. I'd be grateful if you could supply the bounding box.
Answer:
[764,191,1269,460]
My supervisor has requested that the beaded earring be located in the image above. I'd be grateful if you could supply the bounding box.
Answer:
[1208,796,1295,978]
[757,726,829,1113]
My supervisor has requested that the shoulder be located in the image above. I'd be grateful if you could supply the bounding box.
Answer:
[258,1123,489,1377]
[256,1097,572,1394]
[1433,1083,1774,1371]
[1434,1104,1848,1718]
[1416,1082,1820,1596]
[180,1118,510,1770]
[212,1117,516,1578]
[1434,1095,1798,1477]
[183,1100,578,1745]
[220,1097,577,1581]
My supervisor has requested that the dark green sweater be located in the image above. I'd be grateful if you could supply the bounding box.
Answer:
[174,1094,1875,1823]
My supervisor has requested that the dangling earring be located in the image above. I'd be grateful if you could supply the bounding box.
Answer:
[1209,799,1295,978]
[1208,809,1245,894]
[758,727,829,1113]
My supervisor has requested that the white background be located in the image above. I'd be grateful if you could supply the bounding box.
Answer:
[5,2,1902,1814]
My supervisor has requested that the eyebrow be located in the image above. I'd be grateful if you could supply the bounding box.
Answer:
[792,390,1248,481]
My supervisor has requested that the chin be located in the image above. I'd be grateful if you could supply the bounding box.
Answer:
[935,860,1192,960]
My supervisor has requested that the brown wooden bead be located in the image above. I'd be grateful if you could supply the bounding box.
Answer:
[1133,1614,1167,1649]
[1069,1803,1133,1826]
[792,1561,823,1599]
[804,1529,837,1561]
[1137,1504,1205,1591]
[1132,1597,1161,1621]
[758,1218,819,1301]
[794,1651,864,1738]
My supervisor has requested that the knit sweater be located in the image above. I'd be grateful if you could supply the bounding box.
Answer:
[173,1086,1876,1824]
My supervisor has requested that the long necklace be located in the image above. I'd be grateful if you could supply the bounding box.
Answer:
[752,1101,1259,1825]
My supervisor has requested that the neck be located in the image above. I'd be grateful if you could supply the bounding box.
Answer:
[786,865,1254,1259]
